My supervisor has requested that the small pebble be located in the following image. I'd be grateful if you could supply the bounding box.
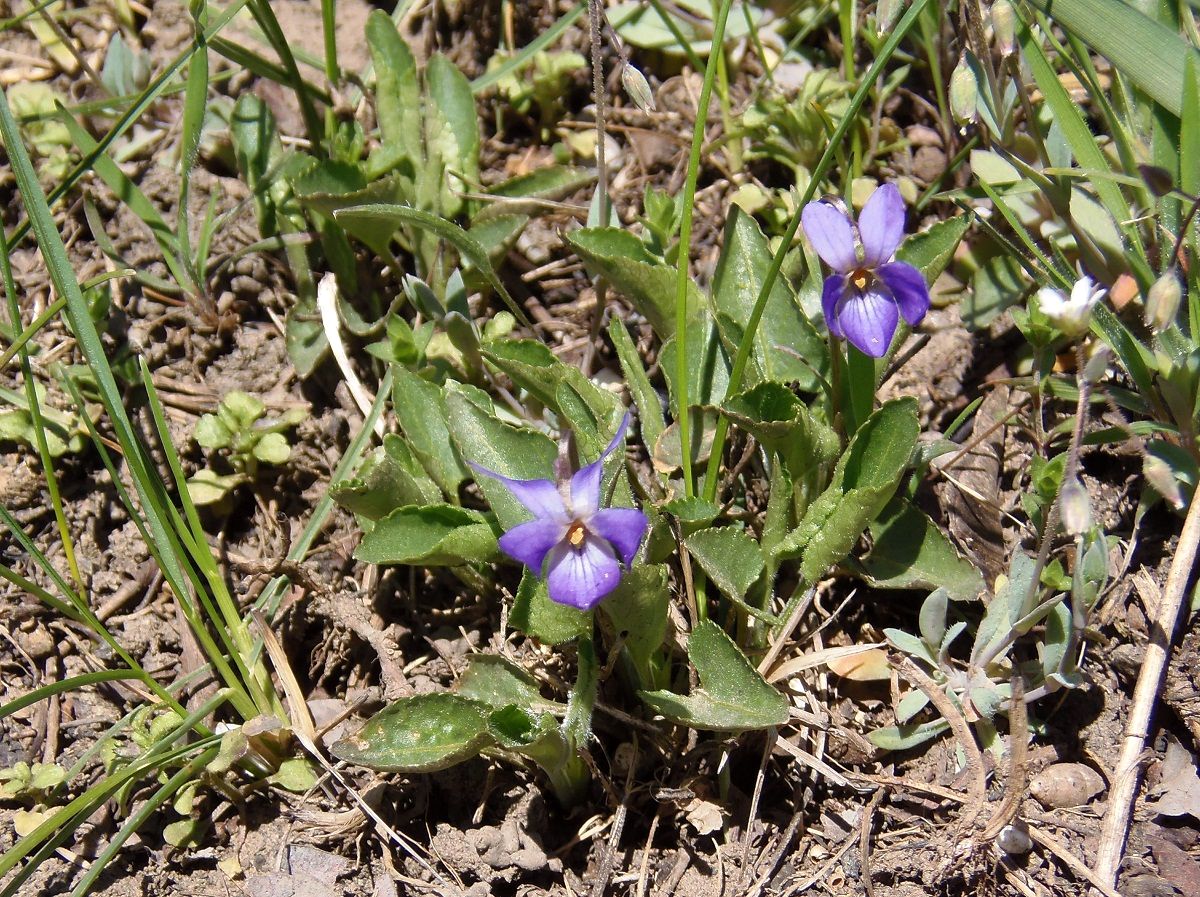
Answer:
[1030,762,1106,808]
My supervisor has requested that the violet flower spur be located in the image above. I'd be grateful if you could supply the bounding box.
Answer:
[469,413,649,612]
[801,182,931,358]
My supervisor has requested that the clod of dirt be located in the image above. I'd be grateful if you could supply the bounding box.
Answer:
[1029,762,1106,808]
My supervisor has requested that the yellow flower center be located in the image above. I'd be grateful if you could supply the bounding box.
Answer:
[566,521,587,548]
[851,268,871,290]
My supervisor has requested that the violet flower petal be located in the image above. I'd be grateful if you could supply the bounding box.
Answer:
[468,463,568,521]
[498,517,568,572]
[545,536,622,610]
[588,507,649,567]
[569,411,632,516]
[821,274,847,338]
[801,201,858,273]
[836,287,900,358]
[879,262,930,325]
[858,183,905,267]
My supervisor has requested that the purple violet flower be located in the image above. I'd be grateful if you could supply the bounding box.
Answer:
[470,413,649,611]
[801,182,931,358]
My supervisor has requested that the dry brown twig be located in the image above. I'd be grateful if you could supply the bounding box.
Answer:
[890,654,987,830]
[1093,492,1200,891]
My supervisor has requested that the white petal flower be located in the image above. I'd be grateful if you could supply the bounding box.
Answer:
[1038,275,1106,338]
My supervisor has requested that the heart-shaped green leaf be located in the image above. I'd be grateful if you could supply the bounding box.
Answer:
[355,504,499,566]
[640,620,788,731]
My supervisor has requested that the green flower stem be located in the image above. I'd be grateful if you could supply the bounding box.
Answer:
[675,0,734,498]
[701,0,934,505]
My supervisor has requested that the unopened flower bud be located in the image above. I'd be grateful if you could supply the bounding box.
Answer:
[1060,476,1092,536]
[950,55,978,126]
[991,0,1016,56]
[621,63,656,114]
[1144,454,1186,510]
[1082,344,1110,384]
[1145,269,1183,332]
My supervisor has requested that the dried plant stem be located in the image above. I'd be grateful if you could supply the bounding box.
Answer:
[584,0,609,377]
[1092,492,1200,891]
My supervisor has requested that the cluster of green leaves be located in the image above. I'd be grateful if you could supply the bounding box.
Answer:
[186,390,306,505]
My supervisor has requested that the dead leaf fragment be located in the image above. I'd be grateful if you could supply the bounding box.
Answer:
[1147,738,1200,819]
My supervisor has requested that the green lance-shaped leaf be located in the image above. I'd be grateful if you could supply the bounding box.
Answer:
[331,693,493,773]
[330,433,443,522]
[640,620,789,731]
[776,397,920,582]
[365,10,421,178]
[564,227,704,340]
[426,53,480,189]
[868,719,950,752]
[711,206,827,392]
[598,564,670,689]
[446,383,558,530]
[854,498,985,601]
[391,365,469,497]
[355,504,499,567]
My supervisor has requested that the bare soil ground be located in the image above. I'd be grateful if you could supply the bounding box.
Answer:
[1,1,1198,896]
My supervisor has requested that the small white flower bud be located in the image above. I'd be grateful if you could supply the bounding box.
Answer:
[1060,476,1092,536]
[950,56,978,126]
[1144,269,1182,332]
[991,0,1017,56]
[620,64,656,114]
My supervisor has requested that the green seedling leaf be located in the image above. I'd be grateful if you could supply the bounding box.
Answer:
[185,469,247,506]
[163,818,205,849]
[252,432,291,465]
[391,366,468,496]
[895,689,931,724]
[599,564,670,688]
[684,527,764,601]
[268,757,319,792]
[640,620,789,731]
[869,718,950,751]
[564,227,703,339]
[332,693,493,773]
[857,499,985,601]
[510,572,592,646]
[883,628,938,667]
[455,655,559,711]
[330,433,442,521]
[355,505,499,566]
[193,413,232,450]
[711,207,827,392]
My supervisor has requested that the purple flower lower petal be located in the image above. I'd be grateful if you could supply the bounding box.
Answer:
[569,411,632,516]
[545,536,622,610]
[836,287,900,358]
[801,201,858,273]
[858,183,905,267]
[588,507,649,566]
[821,274,847,338]
[498,517,567,572]
[468,463,568,521]
[879,262,930,325]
